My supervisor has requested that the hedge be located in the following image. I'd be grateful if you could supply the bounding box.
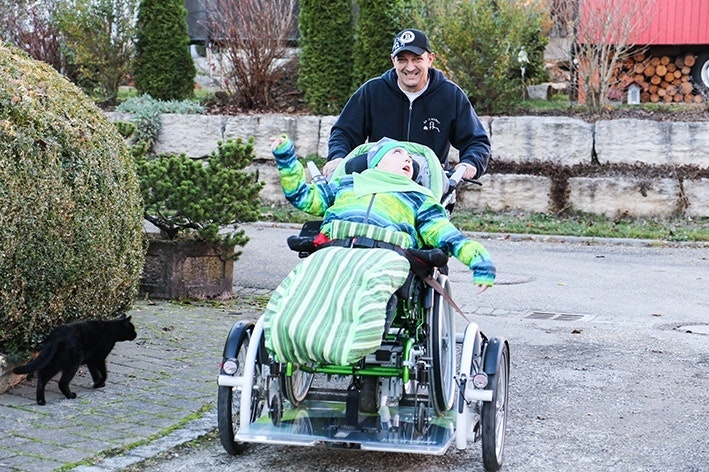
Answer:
[0,42,145,358]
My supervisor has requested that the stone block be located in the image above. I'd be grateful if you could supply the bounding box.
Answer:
[154,114,226,158]
[449,116,491,165]
[684,178,709,217]
[223,114,259,144]
[665,121,709,167]
[526,83,552,100]
[318,115,339,158]
[253,164,283,204]
[595,119,709,167]
[490,116,593,165]
[225,114,299,162]
[294,115,324,158]
[105,111,132,122]
[456,174,552,212]
[568,177,679,217]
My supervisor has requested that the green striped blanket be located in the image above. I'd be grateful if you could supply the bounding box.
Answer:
[263,246,410,365]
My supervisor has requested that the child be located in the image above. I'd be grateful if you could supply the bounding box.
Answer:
[271,134,495,289]
[264,135,495,365]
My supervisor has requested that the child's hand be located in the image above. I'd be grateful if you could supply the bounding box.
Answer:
[271,134,288,151]
[471,254,495,291]
[271,134,296,169]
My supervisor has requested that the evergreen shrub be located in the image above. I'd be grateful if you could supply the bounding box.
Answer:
[297,0,355,114]
[134,138,263,256]
[134,0,196,101]
[352,0,402,87]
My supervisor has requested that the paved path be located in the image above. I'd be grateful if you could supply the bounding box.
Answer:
[0,289,268,472]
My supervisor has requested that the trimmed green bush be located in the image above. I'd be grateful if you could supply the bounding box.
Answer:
[298,0,354,115]
[0,43,145,357]
[134,0,196,101]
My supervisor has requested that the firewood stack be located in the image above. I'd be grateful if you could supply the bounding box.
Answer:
[614,52,705,103]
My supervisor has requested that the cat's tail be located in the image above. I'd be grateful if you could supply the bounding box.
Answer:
[12,341,58,374]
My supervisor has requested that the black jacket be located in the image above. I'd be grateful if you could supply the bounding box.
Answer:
[327,68,491,177]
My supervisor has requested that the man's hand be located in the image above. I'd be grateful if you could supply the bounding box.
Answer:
[455,162,477,180]
[323,158,343,177]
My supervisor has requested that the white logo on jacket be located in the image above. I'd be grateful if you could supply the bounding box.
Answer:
[423,118,441,132]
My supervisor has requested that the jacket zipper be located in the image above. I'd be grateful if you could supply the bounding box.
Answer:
[406,101,413,140]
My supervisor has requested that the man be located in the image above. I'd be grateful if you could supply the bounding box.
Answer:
[324,28,491,181]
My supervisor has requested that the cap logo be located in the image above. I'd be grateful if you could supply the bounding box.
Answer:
[399,30,416,44]
[393,31,417,51]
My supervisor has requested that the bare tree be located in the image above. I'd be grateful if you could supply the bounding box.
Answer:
[567,0,656,110]
[204,0,296,110]
[0,0,63,71]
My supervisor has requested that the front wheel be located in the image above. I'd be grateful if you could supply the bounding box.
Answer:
[217,324,265,455]
[481,340,510,472]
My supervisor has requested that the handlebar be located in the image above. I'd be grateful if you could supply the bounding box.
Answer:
[307,161,327,185]
[447,166,482,190]
[448,166,467,188]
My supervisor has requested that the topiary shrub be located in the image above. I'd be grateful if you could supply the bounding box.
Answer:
[0,42,145,359]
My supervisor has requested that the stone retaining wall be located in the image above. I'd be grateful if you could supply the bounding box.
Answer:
[108,112,709,217]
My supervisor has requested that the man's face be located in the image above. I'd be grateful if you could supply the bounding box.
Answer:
[391,51,434,93]
[376,147,414,179]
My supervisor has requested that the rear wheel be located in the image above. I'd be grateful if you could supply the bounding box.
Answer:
[429,275,456,415]
[217,325,265,455]
[481,341,510,471]
[282,364,314,407]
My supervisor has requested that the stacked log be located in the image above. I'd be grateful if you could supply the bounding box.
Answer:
[614,52,704,104]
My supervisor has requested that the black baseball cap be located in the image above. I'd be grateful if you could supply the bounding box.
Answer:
[391,29,432,57]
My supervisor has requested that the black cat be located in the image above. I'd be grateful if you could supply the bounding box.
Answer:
[12,314,137,405]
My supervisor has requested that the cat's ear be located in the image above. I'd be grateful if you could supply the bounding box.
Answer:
[124,315,132,321]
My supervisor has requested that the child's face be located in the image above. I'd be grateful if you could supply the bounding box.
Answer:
[376,147,414,179]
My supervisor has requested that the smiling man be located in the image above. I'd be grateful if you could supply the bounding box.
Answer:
[325,29,491,182]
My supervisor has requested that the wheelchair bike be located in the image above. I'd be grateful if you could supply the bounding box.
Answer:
[217,142,510,471]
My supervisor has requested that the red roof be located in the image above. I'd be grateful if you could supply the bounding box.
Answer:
[579,0,709,45]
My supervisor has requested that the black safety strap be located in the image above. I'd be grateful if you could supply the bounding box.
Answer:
[396,250,470,323]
